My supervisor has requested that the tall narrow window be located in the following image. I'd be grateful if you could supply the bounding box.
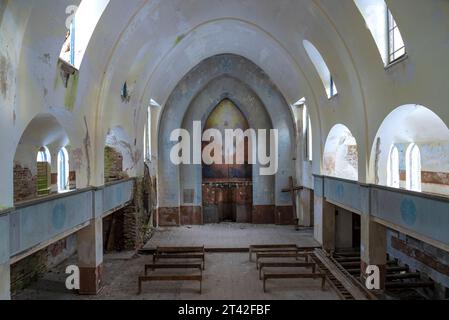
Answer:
[354,0,406,65]
[58,148,69,191]
[59,0,110,68]
[387,9,406,63]
[303,105,313,161]
[406,143,421,192]
[303,40,338,99]
[146,106,152,161]
[36,147,51,196]
[387,146,400,188]
[37,150,48,163]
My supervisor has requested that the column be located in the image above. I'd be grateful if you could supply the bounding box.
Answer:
[314,193,336,252]
[0,213,11,300]
[360,215,387,289]
[299,188,314,227]
[77,217,103,295]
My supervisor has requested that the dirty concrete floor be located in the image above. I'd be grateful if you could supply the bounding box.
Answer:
[145,223,320,249]
[13,224,340,300]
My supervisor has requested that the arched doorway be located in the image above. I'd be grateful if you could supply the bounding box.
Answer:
[202,99,253,223]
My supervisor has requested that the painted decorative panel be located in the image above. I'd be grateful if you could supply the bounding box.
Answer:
[10,191,93,256]
[371,188,449,246]
[314,176,324,197]
[0,215,9,263]
[324,178,368,214]
[102,180,134,214]
[9,180,135,258]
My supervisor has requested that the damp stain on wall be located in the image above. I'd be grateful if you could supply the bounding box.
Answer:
[64,72,79,112]
[0,54,10,98]
[174,34,185,46]
[83,117,91,185]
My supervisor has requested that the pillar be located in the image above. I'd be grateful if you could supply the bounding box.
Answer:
[360,215,387,290]
[0,214,11,300]
[299,188,314,227]
[77,217,103,295]
[314,194,336,252]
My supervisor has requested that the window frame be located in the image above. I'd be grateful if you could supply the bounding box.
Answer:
[406,143,422,192]
[57,148,70,192]
[386,9,406,65]
[387,145,400,188]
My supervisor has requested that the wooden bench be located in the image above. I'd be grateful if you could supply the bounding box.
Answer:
[249,244,297,261]
[138,275,203,295]
[256,252,310,269]
[144,263,203,276]
[153,246,206,270]
[263,272,327,292]
[258,262,316,280]
[139,263,203,295]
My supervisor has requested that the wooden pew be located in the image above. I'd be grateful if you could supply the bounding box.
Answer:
[263,272,327,292]
[256,252,310,269]
[249,244,298,261]
[153,246,206,270]
[138,275,203,295]
[258,262,316,280]
[138,263,203,295]
[144,263,203,276]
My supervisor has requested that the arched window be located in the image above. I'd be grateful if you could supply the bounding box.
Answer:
[58,148,69,191]
[59,0,110,68]
[147,106,152,161]
[406,143,421,192]
[353,0,406,65]
[303,105,313,161]
[36,146,51,164]
[387,146,400,188]
[303,40,338,99]
[36,147,51,196]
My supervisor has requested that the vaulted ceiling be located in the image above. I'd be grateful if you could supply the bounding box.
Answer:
[1,0,448,205]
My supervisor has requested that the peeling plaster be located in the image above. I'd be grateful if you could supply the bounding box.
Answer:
[39,53,51,67]
[0,54,9,98]
[64,73,79,112]
[71,148,84,171]
[174,34,186,46]
[83,117,91,185]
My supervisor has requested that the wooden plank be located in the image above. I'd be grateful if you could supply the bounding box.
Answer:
[259,262,316,280]
[144,263,202,276]
[313,249,371,300]
[256,253,310,269]
[386,281,434,289]
[157,246,205,253]
[153,253,206,270]
[138,275,202,295]
[386,273,421,280]
[263,272,326,292]
[249,244,297,261]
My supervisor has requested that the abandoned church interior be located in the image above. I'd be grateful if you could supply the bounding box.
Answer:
[1,0,449,301]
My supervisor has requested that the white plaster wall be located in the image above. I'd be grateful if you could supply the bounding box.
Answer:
[0,0,448,207]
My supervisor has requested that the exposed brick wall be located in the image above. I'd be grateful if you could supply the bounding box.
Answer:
[104,146,127,183]
[13,164,37,202]
[11,235,77,294]
[387,230,449,298]
[103,177,153,251]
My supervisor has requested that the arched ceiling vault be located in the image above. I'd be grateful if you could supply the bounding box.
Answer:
[87,0,370,174]
[2,0,449,191]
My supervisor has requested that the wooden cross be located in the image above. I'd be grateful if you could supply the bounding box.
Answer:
[282,176,303,224]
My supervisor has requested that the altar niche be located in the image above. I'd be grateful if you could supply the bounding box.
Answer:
[202,99,253,223]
